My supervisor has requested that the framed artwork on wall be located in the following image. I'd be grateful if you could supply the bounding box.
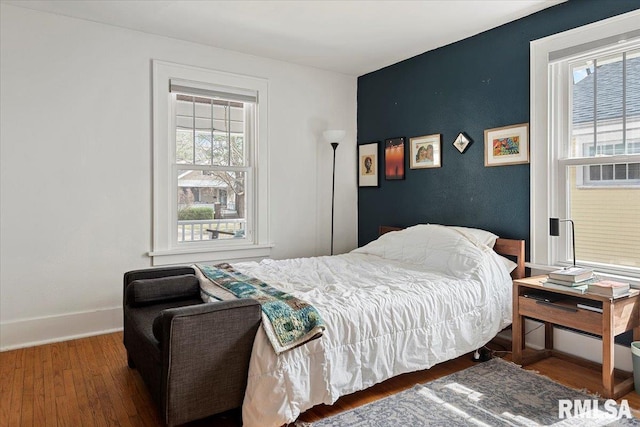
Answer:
[384,137,405,180]
[410,134,441,169]
[358,142,379,187]
[484,123,529,166]
[453,132,472,153]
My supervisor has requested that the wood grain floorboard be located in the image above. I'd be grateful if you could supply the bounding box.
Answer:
[1,332,640,426]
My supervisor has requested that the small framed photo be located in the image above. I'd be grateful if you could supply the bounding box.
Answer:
[410,134,441,169]
[453,132,472,154]
[384,137,405,180]
[358,142,379,187]
[484,123,529,167]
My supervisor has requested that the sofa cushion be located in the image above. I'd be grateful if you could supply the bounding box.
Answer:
[128,274,199,307]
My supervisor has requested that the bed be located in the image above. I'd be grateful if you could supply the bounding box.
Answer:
[205,224,525,427]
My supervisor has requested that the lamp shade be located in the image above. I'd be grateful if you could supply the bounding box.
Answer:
[323,130,345,143]
[549,218,560,236]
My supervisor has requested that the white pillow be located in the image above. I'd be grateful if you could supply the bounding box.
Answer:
[497,255,518,273]
[446,226,498,248]
[353,224,487,278]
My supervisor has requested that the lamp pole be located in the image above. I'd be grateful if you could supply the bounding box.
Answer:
[323,129,345,256]
[330,142,338,255]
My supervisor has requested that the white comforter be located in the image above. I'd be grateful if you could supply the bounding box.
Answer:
[233,225,513,427]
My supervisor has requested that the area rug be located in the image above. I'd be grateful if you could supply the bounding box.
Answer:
[312,358,639,426]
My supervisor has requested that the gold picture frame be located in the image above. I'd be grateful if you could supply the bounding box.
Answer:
[484,123,529,167]
[410,134,441,169]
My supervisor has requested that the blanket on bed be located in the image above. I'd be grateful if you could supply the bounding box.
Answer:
[195,263,325,354]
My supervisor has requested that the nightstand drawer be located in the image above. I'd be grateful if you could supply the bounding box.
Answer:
[518,296,602,335]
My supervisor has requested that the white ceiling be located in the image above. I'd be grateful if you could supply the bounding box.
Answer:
[3,0,565,75]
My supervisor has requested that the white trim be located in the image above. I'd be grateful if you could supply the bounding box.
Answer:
[527,262,640,288]
[530,10,640,268]
[151,60,271,263]
[149,243,274,266]
[0,307,122,351]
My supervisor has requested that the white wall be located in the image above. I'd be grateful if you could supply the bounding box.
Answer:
[0,4,358,350]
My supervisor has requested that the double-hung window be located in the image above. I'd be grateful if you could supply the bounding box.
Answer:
[151,61,270,265]
[531,11,640,279]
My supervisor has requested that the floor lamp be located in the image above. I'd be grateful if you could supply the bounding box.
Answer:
[323,129,345,255]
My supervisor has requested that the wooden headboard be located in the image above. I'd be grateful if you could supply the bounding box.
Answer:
[378,226,525,279]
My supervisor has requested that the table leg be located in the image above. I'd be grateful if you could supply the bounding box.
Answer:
[602,302,614,398]
[545,322,554,350]
[512,283,523,364]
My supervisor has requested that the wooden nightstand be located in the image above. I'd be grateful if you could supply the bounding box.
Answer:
[512,275,640,399]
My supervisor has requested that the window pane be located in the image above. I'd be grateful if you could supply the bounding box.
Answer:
[175,95,247,167]
[211,102,246,167]
[627,50,640,154]
[568,166,640,268]
[596,54,624,155]
[177,169,247,243]
[614,163,627,180]
[176,128,194,164]
[571,60,594,157]
[589,165,600,181]
[602,164,613,180]
[630,163,640,180]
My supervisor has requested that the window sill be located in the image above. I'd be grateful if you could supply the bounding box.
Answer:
[149,243,274,266]
[526,263,640,287]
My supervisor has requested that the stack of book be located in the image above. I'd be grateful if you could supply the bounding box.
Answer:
[587,280,630,298]
[542,267,595,294]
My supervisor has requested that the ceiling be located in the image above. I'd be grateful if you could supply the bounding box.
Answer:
[3,0,565,75]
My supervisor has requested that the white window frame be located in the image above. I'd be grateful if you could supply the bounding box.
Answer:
[530,10,640,279]
[150,61,271,266]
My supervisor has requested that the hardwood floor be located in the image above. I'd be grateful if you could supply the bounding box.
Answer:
[1,332,639,426]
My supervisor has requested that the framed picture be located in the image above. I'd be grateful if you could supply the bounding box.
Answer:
[484,123,529,167]
[358,142,379,187]
[384,137,405,180]
[453,132,472,154]
[410,134,441,169]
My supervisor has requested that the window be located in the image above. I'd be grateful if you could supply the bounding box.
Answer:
[150,61,271,265]
[173,88,252,243]
[570,49,640,189]
[531,11,640,278]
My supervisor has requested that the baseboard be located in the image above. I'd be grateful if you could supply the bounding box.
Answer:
[0,307,122,351]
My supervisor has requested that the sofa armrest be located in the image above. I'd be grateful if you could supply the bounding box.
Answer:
[157,298,262,426]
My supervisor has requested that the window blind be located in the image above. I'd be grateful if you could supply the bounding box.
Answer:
[170,79,257,103]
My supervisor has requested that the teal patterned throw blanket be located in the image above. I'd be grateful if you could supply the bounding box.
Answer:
[195,263,325,354]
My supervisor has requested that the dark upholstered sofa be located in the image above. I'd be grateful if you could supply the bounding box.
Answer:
[123,266,262,426]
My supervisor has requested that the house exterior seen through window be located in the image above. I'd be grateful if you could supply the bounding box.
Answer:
[560,44,640,271]
[174,93,251,243]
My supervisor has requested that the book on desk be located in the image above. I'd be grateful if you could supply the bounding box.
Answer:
[541,274,631,299]
[541,279,588,294]
[548,267,594,283]
[587,280,631,298]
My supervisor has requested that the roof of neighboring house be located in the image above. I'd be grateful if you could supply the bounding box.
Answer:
[178,180,226,188]
[178,170,227,188]
[573,55,640,124]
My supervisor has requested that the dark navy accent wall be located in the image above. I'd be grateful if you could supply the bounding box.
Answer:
[357,0,640,253]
